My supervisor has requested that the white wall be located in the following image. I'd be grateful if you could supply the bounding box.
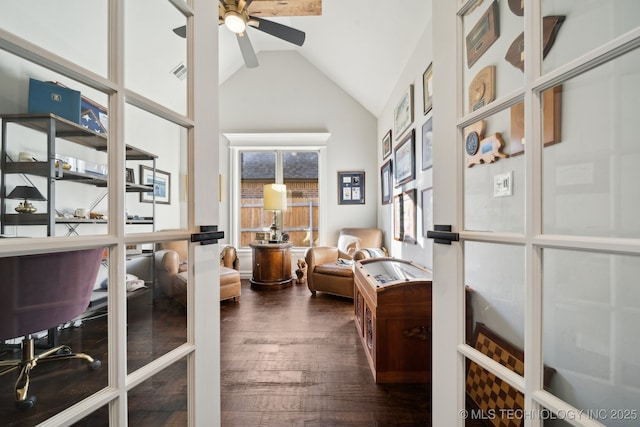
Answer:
[218,50,379,270]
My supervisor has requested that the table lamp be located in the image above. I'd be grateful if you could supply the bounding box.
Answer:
[7,185,46,214]
[263,183,287,242]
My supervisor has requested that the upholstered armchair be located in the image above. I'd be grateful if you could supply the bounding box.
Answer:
[155,241,241,306]
[305,228,387,298]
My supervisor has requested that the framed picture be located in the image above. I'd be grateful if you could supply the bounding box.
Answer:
[125,168,135,184]
[402,189,417,244]
[393,189,417,243]
[140,165,171,204]
[394,84,414,140]
[421,188,433,237]
[465,0,500,68]
[338,171,365,205]
[393,194,402,241]
[382,130,392,159]
[380,159,393,205]
[423,63,433,115]
[422,118,433,170]
[255,231,269,242]
[394,128,415,187]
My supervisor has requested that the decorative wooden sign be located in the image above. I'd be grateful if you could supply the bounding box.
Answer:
[505,16,565,72]
[510,85,563,155]
[465,132,509,168]
[468,65,495,113]
[466,1,500,68]
[508,0,524,16]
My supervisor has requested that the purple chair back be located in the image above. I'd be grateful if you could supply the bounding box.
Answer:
[0,248,103,340]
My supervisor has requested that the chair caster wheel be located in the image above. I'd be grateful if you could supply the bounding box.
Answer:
[89,359,102,370]
[16,396,36,410]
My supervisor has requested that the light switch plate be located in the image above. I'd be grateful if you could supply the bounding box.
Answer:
[494,171,513,197]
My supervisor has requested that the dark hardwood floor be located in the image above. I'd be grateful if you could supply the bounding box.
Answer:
[1,279,433,426]
[221,280,431,426]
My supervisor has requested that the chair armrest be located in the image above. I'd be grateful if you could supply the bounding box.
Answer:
[220,245,239,270]
[155,249,180,275]
[305,246,340,268]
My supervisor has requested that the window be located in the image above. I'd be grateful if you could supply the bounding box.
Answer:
[239,150,319,248]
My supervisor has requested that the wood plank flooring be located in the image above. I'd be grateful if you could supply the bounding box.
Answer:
[220,280,431,426]
[1,279,434,426]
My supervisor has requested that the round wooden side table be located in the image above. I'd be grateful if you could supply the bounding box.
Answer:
[249,242,293,290]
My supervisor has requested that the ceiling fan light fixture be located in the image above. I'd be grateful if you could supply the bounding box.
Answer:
[224,11,246,33]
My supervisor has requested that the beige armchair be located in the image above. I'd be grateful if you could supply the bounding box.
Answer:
[155,241,241,306]
[305,228,387,298]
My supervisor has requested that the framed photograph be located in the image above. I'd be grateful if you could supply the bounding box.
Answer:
[423,63,433,115]
[140,165,171,204]
[255,231,269,242]
[393,193,402,241]
[465,0,500,68]
[393,189,417,243]
[422,118,433,170]
[394,128,415,187]
[421,188,433,237]
[394,84,414,140]
[382,130,392,159]
[125,168,135,184]
[380,159,393,205]
[338,171,365,205]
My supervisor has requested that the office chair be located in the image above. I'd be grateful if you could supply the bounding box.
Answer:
[0,248,103,410]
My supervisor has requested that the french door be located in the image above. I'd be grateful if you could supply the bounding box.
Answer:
[0,0,220,425]
[432,1,640,426]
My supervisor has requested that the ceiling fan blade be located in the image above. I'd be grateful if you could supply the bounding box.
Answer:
[236,31,259,68]
[173,25,187,38]
[249,16,306,46]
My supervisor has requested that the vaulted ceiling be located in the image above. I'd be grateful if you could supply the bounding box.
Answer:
[219,0,432,117]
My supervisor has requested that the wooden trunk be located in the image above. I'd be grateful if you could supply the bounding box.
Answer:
[353,258,433,383]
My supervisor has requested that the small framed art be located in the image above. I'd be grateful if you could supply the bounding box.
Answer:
[382,130,392,159]
[140,165,171,204]
[422,118,433,170]
[338,171,365,205]
[394,85,414,140]
[394,128,415,187]
[423,63,433,115]
[465,0,500,68]
[380,159,393,205]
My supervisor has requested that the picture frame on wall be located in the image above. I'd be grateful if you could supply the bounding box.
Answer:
[423,63,433,115]
[393,189,417,243]
[338,171,365,205]
[421,187,433,237]
[393,193,402,241]
[402,189,417,244]
[422,118,433,170]
[394,128,415,187]
[394,84,414,140]
[465,0,500,68]
[382,129,392,159]
[380,159,393,205]
[140,165,171,204]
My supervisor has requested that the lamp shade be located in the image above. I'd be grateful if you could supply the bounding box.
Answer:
[7,185,46,201]
[263,184,287,211]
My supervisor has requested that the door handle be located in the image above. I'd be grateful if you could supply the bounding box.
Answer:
[426,225,459,245]
[191,225,224,245]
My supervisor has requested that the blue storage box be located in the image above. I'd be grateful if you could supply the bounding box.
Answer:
[28,78,81,124]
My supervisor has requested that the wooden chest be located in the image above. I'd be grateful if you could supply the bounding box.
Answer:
[353,258,433,383]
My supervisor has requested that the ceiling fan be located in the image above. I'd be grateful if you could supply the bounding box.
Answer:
[173,0,306,69]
